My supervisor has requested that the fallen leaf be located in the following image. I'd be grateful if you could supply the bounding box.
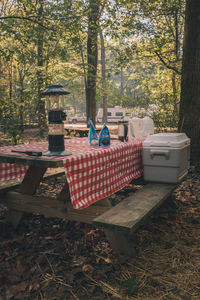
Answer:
[16,260,25,274]
[14,292,22,299]
[4,249,11,256]
[44,236,53,240]
[11,281,27,294]
[28,284,33,292]
[5,289,14,299]
[7,272,21,283]
[70,267,82,275]
[176,196,187,202]
[82,264,94,273]
[188,208,196,213]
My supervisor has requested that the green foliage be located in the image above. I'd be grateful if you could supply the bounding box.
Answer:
[0,99,23,145]
[0,0,184,132]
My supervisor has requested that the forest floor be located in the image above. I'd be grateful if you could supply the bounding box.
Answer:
[0,128,200,300]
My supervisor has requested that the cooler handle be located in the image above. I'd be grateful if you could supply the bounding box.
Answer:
[150,149,170,160]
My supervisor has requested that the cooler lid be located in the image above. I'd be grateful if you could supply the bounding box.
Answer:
[142,133,190,148]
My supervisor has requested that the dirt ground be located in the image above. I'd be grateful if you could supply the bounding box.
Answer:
[0,129,200,300]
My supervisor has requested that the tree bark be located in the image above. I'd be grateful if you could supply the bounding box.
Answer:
[172,8,180,117]
[120,66,124,95]
[178,0,200,161]
[86,0,100,126]
[37,0,46,136]
[18,66,25,132]
[99,28,107,123]
[8,58,13,100]
[172,71,178,117]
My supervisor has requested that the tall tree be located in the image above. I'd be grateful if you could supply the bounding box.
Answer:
[36,0,46,136]
[86,0,100,125]
[99,28,107,123]
[178,0,200,160]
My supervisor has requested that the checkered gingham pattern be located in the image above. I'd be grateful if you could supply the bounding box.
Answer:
[0,138,143,209]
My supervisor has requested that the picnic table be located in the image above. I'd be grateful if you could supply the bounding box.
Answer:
[64,124,118,137]
[0,138,176,255]
[64,127,101,137]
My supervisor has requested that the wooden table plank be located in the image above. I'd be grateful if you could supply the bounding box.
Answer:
[3,191,109,224]
[93,183,176,234]
[0,153,63,168]
[0,168,65,194]
[65,127,101,137]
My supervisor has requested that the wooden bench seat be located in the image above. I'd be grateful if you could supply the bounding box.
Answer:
[65,127,101,137]
[0,168,65,194]
[0,178,22,194]
[1,174,177,256]
[93,183,176,255]
[93,183,176,234]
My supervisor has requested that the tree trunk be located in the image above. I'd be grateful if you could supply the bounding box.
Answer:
[99,28,107,124]
[37,0,46,136]
[8,59,13,100]
[18,67,25,132]
[78,31,87,92]
[178,0,200,161]
[86,0,100,126]
[172,8,180,117]
[172,71,178,117]
[120,66,124,95]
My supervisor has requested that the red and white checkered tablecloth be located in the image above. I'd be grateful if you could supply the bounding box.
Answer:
[0,138,143,209]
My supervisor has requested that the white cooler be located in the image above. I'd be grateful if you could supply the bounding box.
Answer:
[142,133,190,183]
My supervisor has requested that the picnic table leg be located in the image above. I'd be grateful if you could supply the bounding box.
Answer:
[4,210,23,229]
[4,166,47,227]
[65,129,71,136]
[79,131,84,137]
[80,130,88,137]
[57,182,71,202]
[19,166,47,194]
[104,229,136,256]
[66,129,69,136]
[74,131,79,137]
[83,131,88,137]
[93,198,136,255]
[93,198,113,207]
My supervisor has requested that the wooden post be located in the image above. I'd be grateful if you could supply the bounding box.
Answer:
[4,166,47,227]
[104,229,136,256]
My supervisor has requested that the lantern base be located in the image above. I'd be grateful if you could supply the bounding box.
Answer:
[44,150,72,157]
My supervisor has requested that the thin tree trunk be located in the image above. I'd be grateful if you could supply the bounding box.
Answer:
[178,0,200,161]
[37,0,46,136]
[86,0,100,126]
[120,66,124,95]
[8,59,13,100]
[78,31,87,91]
[99,28,107,123]
[18,67,25,132]
[172,9,180,118]
[172,71,178,116]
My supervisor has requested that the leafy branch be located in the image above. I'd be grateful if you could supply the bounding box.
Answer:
[0,15,53,30]
[154,50,181,75]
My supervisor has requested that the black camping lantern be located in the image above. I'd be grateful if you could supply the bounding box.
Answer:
[40,84,72,156]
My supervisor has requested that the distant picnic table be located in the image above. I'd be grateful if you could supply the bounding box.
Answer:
[64,124,118,137]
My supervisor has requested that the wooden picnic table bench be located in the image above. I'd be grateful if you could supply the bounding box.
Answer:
[64,127,101,137]
[0,139,177,256]
[93,182,176,255]
[0,168,65,195]
[1,175,176,255]
[64,124,118,137]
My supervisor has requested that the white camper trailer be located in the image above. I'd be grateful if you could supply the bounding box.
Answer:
[96,106,127,123]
